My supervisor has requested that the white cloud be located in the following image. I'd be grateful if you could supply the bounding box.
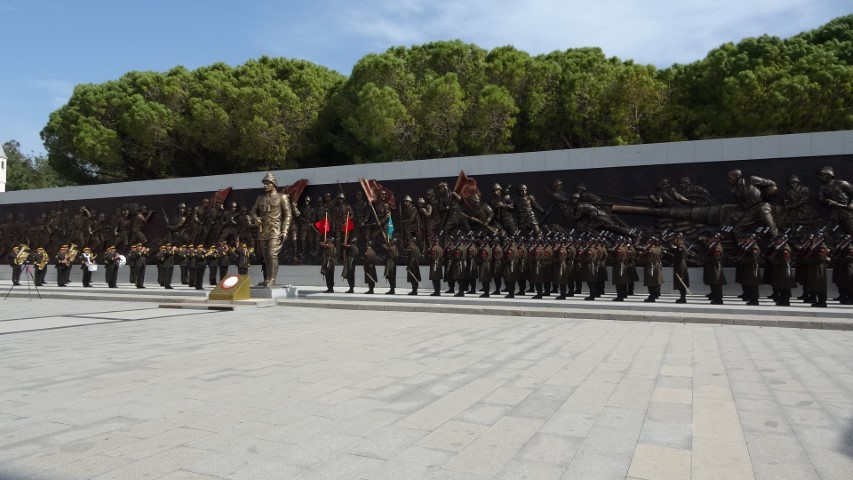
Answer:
[334,0,850,67]
[30,79,75,108]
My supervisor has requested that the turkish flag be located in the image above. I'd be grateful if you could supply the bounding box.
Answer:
[342,216,355,233]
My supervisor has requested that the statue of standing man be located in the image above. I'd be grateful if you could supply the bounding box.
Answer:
[250,173,292,287]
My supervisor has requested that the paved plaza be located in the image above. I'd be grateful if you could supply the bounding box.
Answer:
[0,298,852,480]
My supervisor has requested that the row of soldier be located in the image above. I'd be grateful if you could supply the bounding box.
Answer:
[7,242,255,290]
[314,229,853,308]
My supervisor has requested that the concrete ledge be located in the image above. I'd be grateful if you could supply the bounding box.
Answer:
[276,295,853,331]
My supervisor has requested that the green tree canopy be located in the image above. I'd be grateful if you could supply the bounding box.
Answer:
[39,15,853,185]
[3,140,69,191]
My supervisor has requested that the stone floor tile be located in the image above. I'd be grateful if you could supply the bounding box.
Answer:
[494,459,566,480]
[651,387,692,405]
[416,421,489,452]
[627,443,691,480]
[638,421,692,450]
[692,436,754,480]
[516,433,583,467]
[561,453,631,480]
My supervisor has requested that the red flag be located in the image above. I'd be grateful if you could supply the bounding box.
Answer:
[453,170,479,209]
[314,218,330,233]
[359,177,396,210]
[282,179,308,204]
[342,216,355,233]
[211,187,232,206]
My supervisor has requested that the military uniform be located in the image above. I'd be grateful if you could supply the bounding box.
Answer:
[363,245,378,294]
[384,242,398,294]
[320,240,337,293]
[641,244,663,302]
[671,239,690,303]
[770,243,796,306]
[610,243,632,301]
[103,247,119,288]
[341,242,358,293]
[703,239,726,304]
[406,242,421,295]
[477,242,492,297]
[428,241,443,296]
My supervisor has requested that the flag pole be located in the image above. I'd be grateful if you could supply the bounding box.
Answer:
[344,212,350,245]
[324,212,328,244]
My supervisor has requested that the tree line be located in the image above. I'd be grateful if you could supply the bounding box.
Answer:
[32,15,853,185]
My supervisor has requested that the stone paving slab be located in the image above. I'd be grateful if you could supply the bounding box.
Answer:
[0,298,852,479]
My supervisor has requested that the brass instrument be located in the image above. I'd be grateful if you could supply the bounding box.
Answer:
[67,243,79,265]
[37,250,49,270]
[14,244,31,265]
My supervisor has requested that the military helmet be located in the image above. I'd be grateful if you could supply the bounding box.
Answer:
[402,195,413,202]
[819,166,835,177]
[469,193,480,202]
[337,192,345,199]
[492,183,502,191]
[788,174,801,184]
[552,179,563,189]
[177,203,186,209]
[262,172,278,186]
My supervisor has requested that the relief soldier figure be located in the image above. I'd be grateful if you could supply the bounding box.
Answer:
[817,166,853,234]
[516,185,545,236]
[781,175,815,224]
[726,169,778,236]
[491,183,518,235]
[129,205,154,246]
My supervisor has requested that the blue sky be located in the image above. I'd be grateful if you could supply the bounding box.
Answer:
[1,0,849,157]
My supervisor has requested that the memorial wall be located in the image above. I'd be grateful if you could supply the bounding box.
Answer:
[1,130,852,271]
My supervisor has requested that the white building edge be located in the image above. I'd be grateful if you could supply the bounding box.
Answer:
[1,130,852,205]
[0,143,7,193]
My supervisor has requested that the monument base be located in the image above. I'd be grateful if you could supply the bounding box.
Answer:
[250,285,298,299]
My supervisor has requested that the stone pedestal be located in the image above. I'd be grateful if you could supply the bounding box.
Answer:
[250,285,298,299]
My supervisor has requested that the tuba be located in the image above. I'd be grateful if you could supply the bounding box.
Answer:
[15,245,31,265]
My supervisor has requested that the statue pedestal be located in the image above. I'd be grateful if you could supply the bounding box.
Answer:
[250,285,297,299]
[209,275,251,301]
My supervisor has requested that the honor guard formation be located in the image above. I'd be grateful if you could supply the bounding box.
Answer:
[3,166,852,307]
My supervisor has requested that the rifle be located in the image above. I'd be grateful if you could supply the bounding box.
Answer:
[735,239,758,260]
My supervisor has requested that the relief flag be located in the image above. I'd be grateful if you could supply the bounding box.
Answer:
[282,179,309,204]
[314,218,330,233]
[359,177,397,210]
[453,170,480,209]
